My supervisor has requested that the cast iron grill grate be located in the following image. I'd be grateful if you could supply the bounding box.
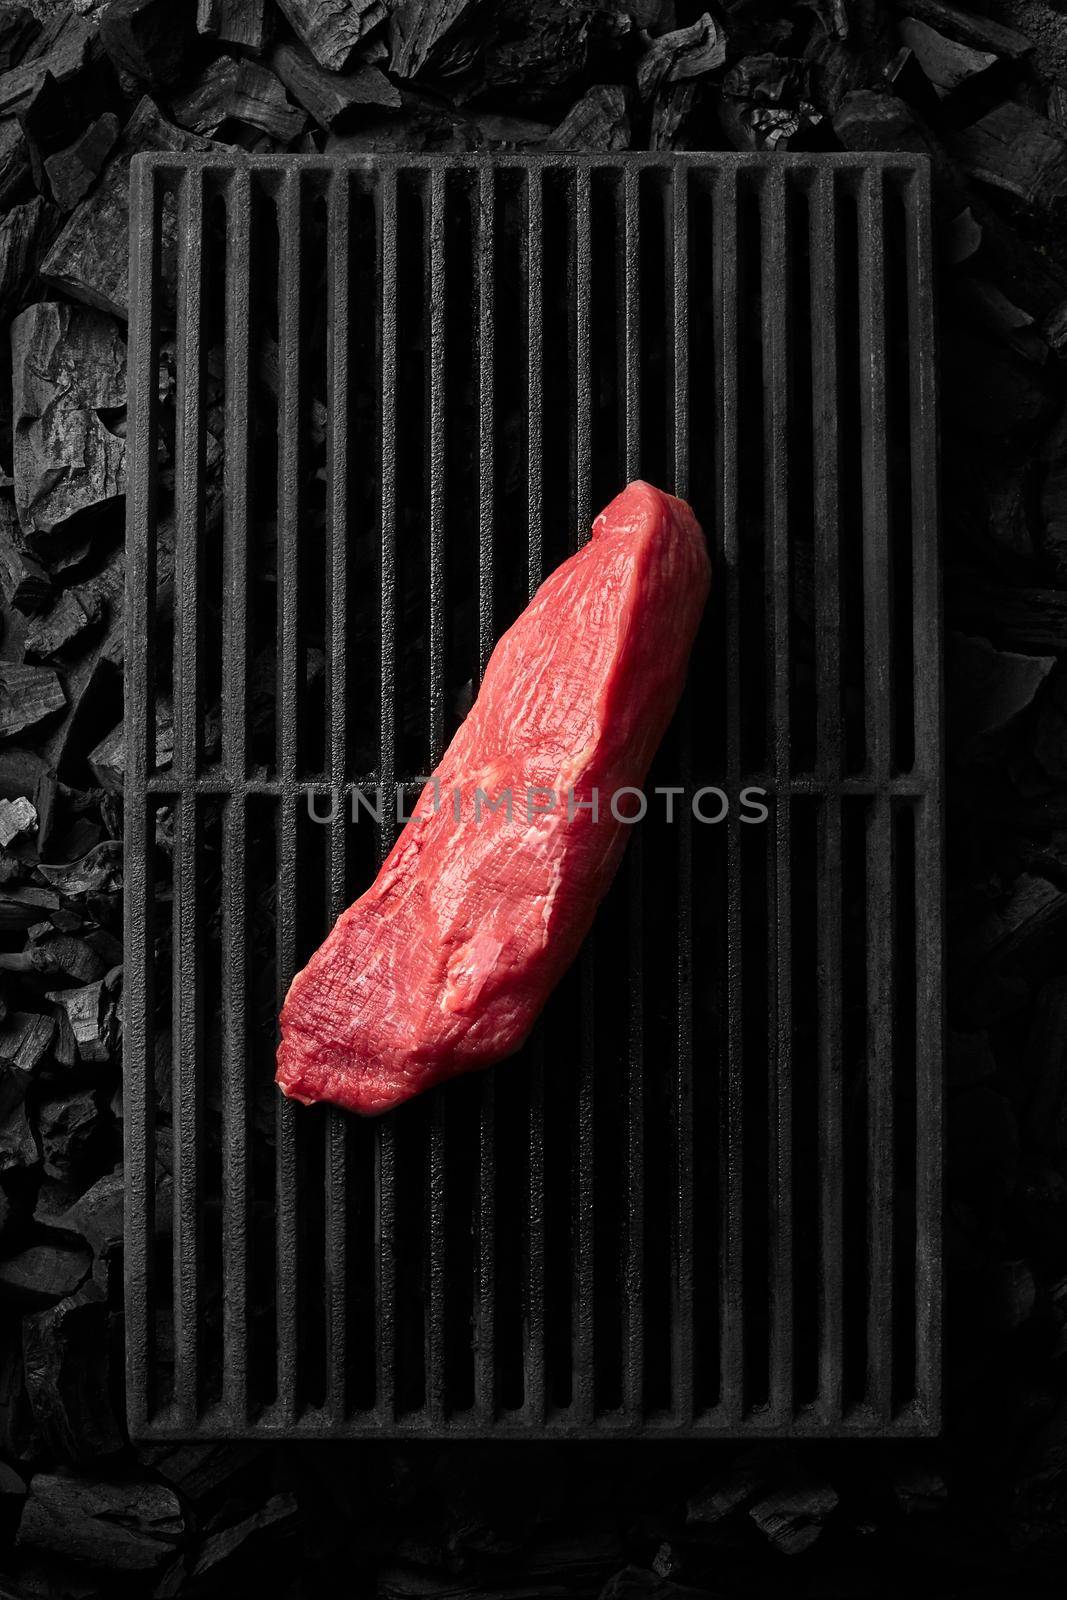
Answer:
[124,152,941,1439]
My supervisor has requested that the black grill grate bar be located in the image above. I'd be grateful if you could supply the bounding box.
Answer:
[475,165,497,1424]
[906,165,943,1429]
[714,165,745,1421]
[325,168,351,1424]
[763,166,795,1424]
[124,155,161,1436]
[572,166,596,1422]
[811,169,845,1422]
[620,166,645,1416]
[424,168,449,1426]
[670,170,695,1424]
[857,167,895,1419]
[523,166,548,1425]
[172,168,206,1424]
[274,168,303,1422]
[374,167,399,1425]
[221,167,252,1422]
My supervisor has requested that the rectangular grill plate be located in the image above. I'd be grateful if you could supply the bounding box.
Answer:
[124,152,942,1439]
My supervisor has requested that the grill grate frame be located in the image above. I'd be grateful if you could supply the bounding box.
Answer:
[124,152,942,1440]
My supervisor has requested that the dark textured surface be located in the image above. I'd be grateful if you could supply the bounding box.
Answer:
[0,0,1065,1593]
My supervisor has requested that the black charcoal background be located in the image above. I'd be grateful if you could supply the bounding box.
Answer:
[0,0,1066,1594]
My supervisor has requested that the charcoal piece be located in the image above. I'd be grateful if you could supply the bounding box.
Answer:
[636,13,726,98]
[949,103,1067,221]
[0,523,50,612]
[0,116,31,208]
[0,884,60,932]
[44,981,109,1064]
[35,936,107,985]
[40,97,216,319]
[0,748,54,843]
[139,1439,263,1502]
[897,17,999,95]
[39,1081,104,1184]
[0,12,94,116]
[17,1473,183,1572]
[17,71,84,192]
[0,1240,90,1307]
[0,1011,52,1070]
[723,52,815,106]
[197,0,269,55]
[40,540,129,773]
[190,1492,299,1578]
[0,196,56,321]
[275,0,386,72]
[0,1061,36,1170]
[38,839,122,897]
[747,1474,839,1554]
[389,0,480,80]
[11,301,126,541]
[22,1284,123,1462]
[0,1455,25,1544]
[892,0,1032,60]
[687,1453,766,1525]
[957,873,1067,1022]
[890,1457,949,1514]
[649,83,697,149]
[545,84,631,150]
[99,0,194,89]
[807,0,850,39]
[42,112,120,212]
[270,39,400,129]
[55,1165,123,1256]
[720,97,821,149]
[172,54,306,141]
[24,588,99,660]
[0,792,34,843]
[947,632,1054,756]
[0,6,39,74]
[0,663,65,738]
[955,278,1047,362]
[881,43,945,122]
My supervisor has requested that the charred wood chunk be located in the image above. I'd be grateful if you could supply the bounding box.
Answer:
[17,1473,183,1572]
[38,839,122,898]
[0,7,39,75]
[22,1283,124,1464]
[893,0,1033,60]
[45,981,110,1064]
[137,1438,263,1503]
[0,663,65,739]
[24,587,99,660]
[172,54,307,141]
[0,196,58,324]
[635,12,727,98]
[55,1165,124,1257]
[897,16,1000,95]
[275,0,387,73]
[11,302,126,541]
[649,83,697,150]
[747,1474,839,1555]
[0,794,35,845]
[0,12,94,117]
[189,1492,299,1581]
[38,1086,106,1181]
[947,631,1054,755]
[0,883,61,933]
[0,749,55,844]
[0,514,50,612]
[0,1010,53,1071]
[40,96,217,319]
[545,84,631,151]
[389,0,480,80]
[43,112,120,212]
[0,1239,90,1307]
[0,1061,36,1171]
[271,39,400,129]
[0,116,31,210]
[99,0,195,90]
[950,103,1067,221]
[197,0,270,56]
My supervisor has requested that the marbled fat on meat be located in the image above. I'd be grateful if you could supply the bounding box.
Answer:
[276,480,711,1115]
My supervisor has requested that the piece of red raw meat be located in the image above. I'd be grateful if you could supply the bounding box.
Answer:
[277,480,710,1115]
